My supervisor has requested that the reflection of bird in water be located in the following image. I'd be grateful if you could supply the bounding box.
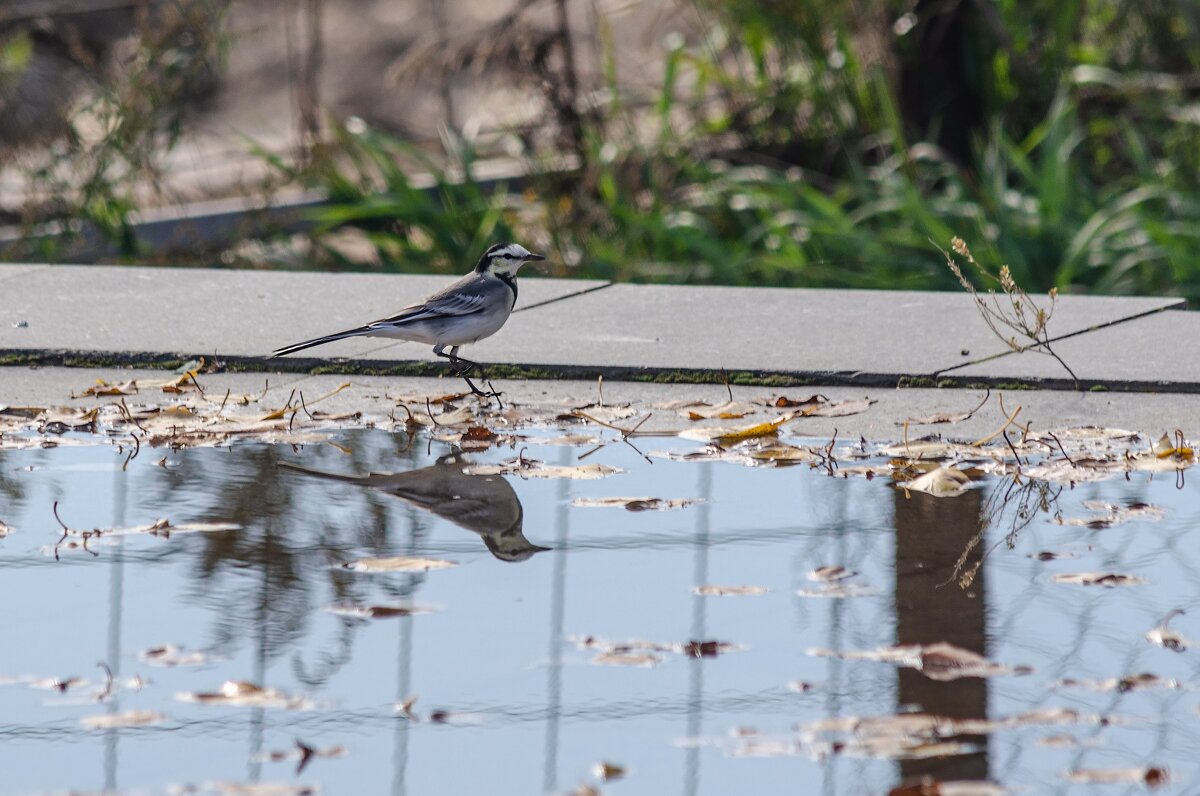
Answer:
[280,455,549,563]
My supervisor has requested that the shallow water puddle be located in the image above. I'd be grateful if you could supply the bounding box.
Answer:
[1,392,1199,794]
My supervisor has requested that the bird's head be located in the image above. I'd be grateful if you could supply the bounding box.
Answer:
[476,242,545,277]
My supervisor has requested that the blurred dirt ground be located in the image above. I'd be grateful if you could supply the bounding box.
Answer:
[0,0,687,209]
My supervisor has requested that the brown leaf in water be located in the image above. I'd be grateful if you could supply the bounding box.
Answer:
[896,466,973,497]
[745,443,819,464]
[458,425,497,450]
[79,709,166,729]
[572,496,701,511]
[188,782,320,795]
[1057,672,1178,692]
[1059,500,1165,529]
[324,602,439,619]
[797,583,880,598]
[1146,610,1188,652]
[139,644,220,667]
[592,761,627,782]
[79,379,139,397]
[175,681,313,710]
[803,398,877,417]
[771,395,825,409]
[808,642,1029,680]
[254,739,347,774]
[681,640,737,658]
[1065,767,1168,787]
[1053,572,1146,587]
[340,556,457,573]
[464,459,623,480]
[681,401,759,420]
[889,780,1008,796]
[808,565,857,582]
[680,411,799,445]
[592,651,664,668]
[693,585,769,597]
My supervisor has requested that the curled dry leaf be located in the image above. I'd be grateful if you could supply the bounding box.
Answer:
[1053,572,1146,587]
[801,398,877,418]
[693,585,769,597]
[679,411,799,445]
[1064,767,1168,787]
[79,709,166,729]
[745,443,819,465]
[896,466,973,497]
[340,556,457,573]
[572,496,701,511]
[808,565,857,582]
[139,644,220,667]
[324,602,439,619]
[176,681,313,710]
[78,379,139,397]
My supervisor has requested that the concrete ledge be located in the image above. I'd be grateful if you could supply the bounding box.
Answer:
[0,262,1193,392]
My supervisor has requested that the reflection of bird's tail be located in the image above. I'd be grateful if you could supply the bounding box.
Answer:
[270,327,373,357]
[278,461,367,483]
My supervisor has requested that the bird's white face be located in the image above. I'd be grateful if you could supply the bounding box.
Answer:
[484,243,544,276]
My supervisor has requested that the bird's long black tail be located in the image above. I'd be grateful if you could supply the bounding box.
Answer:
[270,326,373,357]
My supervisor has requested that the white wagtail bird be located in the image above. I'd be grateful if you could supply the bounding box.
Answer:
[270,242,545,399]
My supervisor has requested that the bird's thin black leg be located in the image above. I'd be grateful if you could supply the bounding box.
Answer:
[435,345,502,406]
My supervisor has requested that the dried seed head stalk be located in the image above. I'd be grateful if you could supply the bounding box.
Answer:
[943,237,1078,388]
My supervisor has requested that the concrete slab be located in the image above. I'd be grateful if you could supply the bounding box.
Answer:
[0,264,608,360]
[0,263,48,287]
[3,366,1200,442]
[948,310,1200,389]
[456,284,1183,380]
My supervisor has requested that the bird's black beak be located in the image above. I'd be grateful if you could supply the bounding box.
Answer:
[525,253,546,261]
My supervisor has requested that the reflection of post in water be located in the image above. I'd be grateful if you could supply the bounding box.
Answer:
[893,487,988,784]
[682,463,712,796]
[280,455,549,562]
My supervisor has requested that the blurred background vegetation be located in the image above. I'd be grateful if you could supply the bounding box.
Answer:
[0,0,1198,298]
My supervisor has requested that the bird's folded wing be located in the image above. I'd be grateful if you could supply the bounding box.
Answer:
[369,291,487,328]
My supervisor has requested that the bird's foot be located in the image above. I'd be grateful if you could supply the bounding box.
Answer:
[461,373,504,409]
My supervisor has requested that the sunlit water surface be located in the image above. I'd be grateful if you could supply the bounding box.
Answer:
[2,429,1199,795]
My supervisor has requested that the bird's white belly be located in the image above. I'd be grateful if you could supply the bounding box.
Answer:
[368,309,510,347]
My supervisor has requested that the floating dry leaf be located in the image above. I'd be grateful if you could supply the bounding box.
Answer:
[745,443,819,465]
[797,584,879,598]
[176,681,313,710]
[139,644,220,667]
[693,585,769,597]
[809,642,1029,681]
[463,458,623,480]
[254,739,347,775]
[80,709,166,729]
[324,602,439,619]
[1059,500,1165,529]
[808,565,857,582]
[1057,672,1178,692]
[592,651,664,668]
[78,378,139,397]
[889,780,1008,796]
[679,411,799,445]
[1146,610,1188,652]
[1064,767,1168,787]
[897,466,973,497]
[592,762,627,782]
[340,556,457,573]
[802,398,877,418]
[179,782,320,796]
[1053,572,1146,587]
[572,496,701,511]
[680,400,760,420]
